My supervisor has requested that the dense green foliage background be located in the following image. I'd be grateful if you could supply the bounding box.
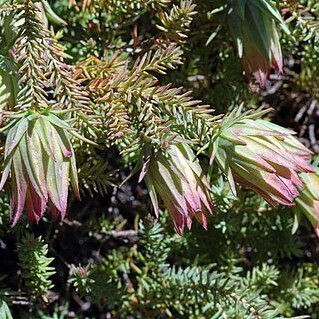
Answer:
[1,0,319,318]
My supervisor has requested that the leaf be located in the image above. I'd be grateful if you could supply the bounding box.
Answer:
[33,118,57,161]
[0,144,14,190]
[19,135,46,200]
[11,148,28,226]
[46,157,69,218]
[26,125,48,199]
[70,153,80,199]
[45,113,74,131]
[4,117,28,157]
[69,129,98,146]
[144,174,159,217]
[53,125,73,158]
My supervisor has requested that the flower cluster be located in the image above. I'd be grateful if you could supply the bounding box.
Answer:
[143,143,214,235]
[227,0,289,86]
[213,113,313,207]
[0,112,79,225]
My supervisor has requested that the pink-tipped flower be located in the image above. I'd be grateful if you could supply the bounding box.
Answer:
[294,171,319,238]
[213,110,313,206]
[227,0,289,86]
[0,112,80,225]
[142,143,214,235]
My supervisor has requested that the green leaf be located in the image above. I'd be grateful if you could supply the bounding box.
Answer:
[69,153,80,199]
[45,113,74,131]
[33,118,57,161]
[144,174,159,217]
[4,117,28,156]
[46,158,69,217]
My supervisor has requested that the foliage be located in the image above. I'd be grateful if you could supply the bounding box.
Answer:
[16,233,55,301]
[0,0,318,318]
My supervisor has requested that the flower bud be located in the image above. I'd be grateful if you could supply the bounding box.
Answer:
[143,143,214,235]
[0,112,79,225]
[227,0,289,86]
[214,115,313,206]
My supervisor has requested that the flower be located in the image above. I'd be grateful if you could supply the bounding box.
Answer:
[143,143,214,235]
[0,112,80,225]
[227,0,289,86]
[294,171,319,238]
[213,113,313,206]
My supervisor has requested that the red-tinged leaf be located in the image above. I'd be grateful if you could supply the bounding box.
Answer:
[170,203,185,236]
[195,175,214,214]
[233,172,277,207]
[220,130,247,145]
[232,125,284,139]
[245,136,298,170]
[25,186,46,224]
[70,154,80,199]
[233,163,295,204]
[153,159,188,213]
[282,135,313,156]
[263,136,313,172]
[56,161,70,219]
[52,125,73,158]
[46,123,64,163]
[138,158,150,183]
[279,175,299,197]
[0,153,13,190]
[228,145,276,173]
[194,210,208,230]
[19,135,47,200]
[11,149,27,226]
[182,181,202,215]
[26,128,48,200]
[248,2,273,58]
